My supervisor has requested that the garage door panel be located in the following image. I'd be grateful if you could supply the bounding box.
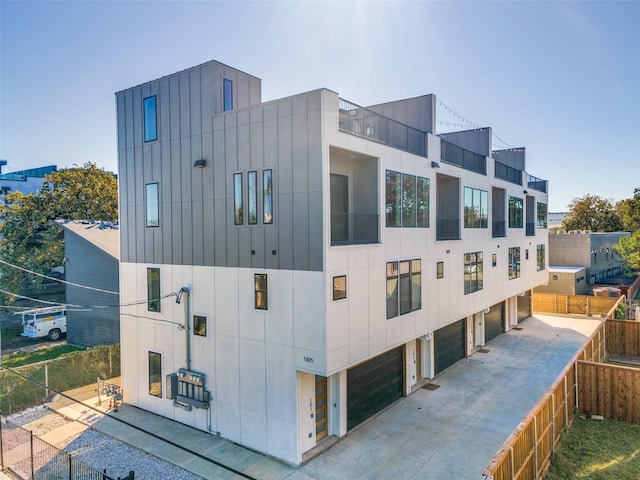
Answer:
[485,301,504,343]
[347,346,403,430]
[434,319,465,375]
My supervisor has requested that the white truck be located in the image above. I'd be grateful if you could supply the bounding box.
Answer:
[16,306,67,341]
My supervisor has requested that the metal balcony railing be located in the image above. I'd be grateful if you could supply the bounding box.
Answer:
[492,220,506,238]
[527,174,548,193]
[338,98,428,157]
[526,222,536,236]
[495,161,523,185]
[436,219,460,241]
[331,213,379,246]
[440,139,486,175]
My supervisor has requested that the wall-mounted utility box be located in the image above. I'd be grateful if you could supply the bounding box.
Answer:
[166,373,178,400]
[173,368,210,409]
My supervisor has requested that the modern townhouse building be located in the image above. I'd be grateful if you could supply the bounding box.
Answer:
[116,59,549,465]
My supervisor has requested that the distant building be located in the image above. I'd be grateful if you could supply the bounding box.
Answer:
[535,266,588,295]
[547,212,566,230]
[549,231,630,286]
[0,161,57,204]
[61,221,120,348]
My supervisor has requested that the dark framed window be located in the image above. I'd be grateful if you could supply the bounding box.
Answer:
[255,274,268,310]
[333,275,347,300]
[537,244,545,271]
[223,79,233,111]
[147,268,160,312]
[263,169,273,224]
[508,247,521,280]
[464,187,488,228]
[143,96,157,142]
[401,174,417,227]
[248,171,258,225]
[233,172,243,225]
[464,252,483,294]
[193,315,207,336]
[417,177,430,227]
[508,196,523,228]
[145,183,159,227]
[387,259,421,319]
[148,351,162,397]
[492,253,497,267]
[385,170,401,227]
[436,261,444,279]
[537,203,548,228]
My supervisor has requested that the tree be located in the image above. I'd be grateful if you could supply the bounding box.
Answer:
[617,230,640,272]
[562,194,623,232]
[0,163,118,303]
[616,188,640,233]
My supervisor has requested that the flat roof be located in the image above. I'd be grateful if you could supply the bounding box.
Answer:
[60,220,119,260]
[549,266,586,273]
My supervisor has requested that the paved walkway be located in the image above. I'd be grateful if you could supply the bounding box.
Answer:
[44,314,601,480]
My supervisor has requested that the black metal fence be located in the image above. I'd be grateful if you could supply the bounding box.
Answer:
[0,415,133,480]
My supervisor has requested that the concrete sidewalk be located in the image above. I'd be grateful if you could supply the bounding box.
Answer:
[44,314,601,480]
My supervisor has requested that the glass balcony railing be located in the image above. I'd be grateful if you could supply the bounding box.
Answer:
[331,213,379,246]
[492,220,506,238]
[527,174,548,193]
[526,223,535,236]
[436,219,460,241]
[495,161,522,185]
[440,139,486,175]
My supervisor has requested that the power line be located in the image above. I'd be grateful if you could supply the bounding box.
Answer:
[0,258,118,295]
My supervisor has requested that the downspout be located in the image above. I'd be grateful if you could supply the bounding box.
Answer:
[179,287,191,371]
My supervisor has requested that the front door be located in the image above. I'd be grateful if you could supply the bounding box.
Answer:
[315,376,328,441]
[415,339,422,381]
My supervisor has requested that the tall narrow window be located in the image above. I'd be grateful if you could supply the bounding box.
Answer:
[223,79,233,112]
[508,196,524,228]
[148,351,162,397]
[537,244,545,271]
[464,252,483,294]
[411,259,422,311]
[145,183,159,227]
[333,275,347,300]
[508,247,521,280]
[464,187,488,228]
[401,174,417,227]
[537,203,548,228]
[386,262,399,319]
[437,261,444,279]
[263,169,273,224]
[233,172,243,225]
[255,274,268,310]
[385,170,401,227]
[248,171,257,225]
[147,267,160,312]
[417,177,430,227]
[143,96,157,142]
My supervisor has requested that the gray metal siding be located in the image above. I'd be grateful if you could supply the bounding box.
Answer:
[116,59,323,272]
[64,232,120,348]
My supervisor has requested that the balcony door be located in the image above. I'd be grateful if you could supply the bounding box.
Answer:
[331,173,348,244]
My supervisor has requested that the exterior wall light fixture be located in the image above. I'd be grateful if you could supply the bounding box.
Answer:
[193,159,206,168]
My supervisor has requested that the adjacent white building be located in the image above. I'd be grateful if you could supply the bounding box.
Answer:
[116,59,549,465]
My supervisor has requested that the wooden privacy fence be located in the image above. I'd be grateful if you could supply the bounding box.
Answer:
[606,319,640,356]
[533,292,618,316]
[482,321,607,480]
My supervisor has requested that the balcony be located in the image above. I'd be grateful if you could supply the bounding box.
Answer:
[527,174,548,193]
[526,222,535,237]
[495,161,522,186]
[493,220,506,238]
[440,139,486,175]
[338,98,428,157]
[331,213,379,246]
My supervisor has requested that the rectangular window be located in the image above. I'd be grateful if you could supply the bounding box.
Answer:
[233,172,243,225]
[248,171,257,225]
[508,247,521,280]
[387,259,421,318]
[143,96,157,142]
[193,315,207,337]
[464,252,483,295]
[147,268,160,312]
[401,174,417,227]
[385,170,401,227]
[148,351,162,397]
[223,79,233,112]
[436,261,444,279]
[263,169,273,224]
[537,203,548,228]
[508,196,524,228]
[492,253,497,267]
[464,187,488,228]
[333,275,347,300]
[417,177,430,228]
[145,183,159,227]
[255,274,268,310]
[537,244,545,271]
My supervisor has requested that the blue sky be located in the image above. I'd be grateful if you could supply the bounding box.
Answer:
[1,0,638,211]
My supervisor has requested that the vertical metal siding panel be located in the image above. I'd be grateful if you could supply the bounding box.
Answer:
[307,109,322,193]
[143,139,153,263]
[250,77,262,105]
[127,204,136,262]
[238,123,251,171]
[214,200,227,265]
[181,136,192,265]
[203,199,215,265]
[251,228,265,269]
[212,64,222,114]
[308,191,323,271]
[120,198,129,262]
[169,76,181,140]
[213,128,226,266]
[278,194,293,270]
[213,129,226,200]
[116,94,126,151]
[277,114,293,195]
[237,74,250,109]
[124,90,134,150]
[191,134,203,199]
[190,69,202,135]
[152,139,162,265]
[264,227,279,270]
[172,202,183,264]
[250,111,264,168]
[202,132,214,200]
[201,64,213,133]
[263,117,278,167]
[226,198,239,267]
[134,146,145,263]
[171,139,183,264]
[238,229,251,268]
[292,193,309,270]
[192,199,204,266]
[291,112,308,194]
[159,79,170,141]
[179,72,190,140]
[263,106,278,270]
[161,143,173,264]
[182,200,194,265]
[133,89,142,148]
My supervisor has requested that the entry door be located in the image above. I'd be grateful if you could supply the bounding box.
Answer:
[330,174,348,243]
[415,339,422,381]
[315,376,328,441]
[298,373,315,453]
